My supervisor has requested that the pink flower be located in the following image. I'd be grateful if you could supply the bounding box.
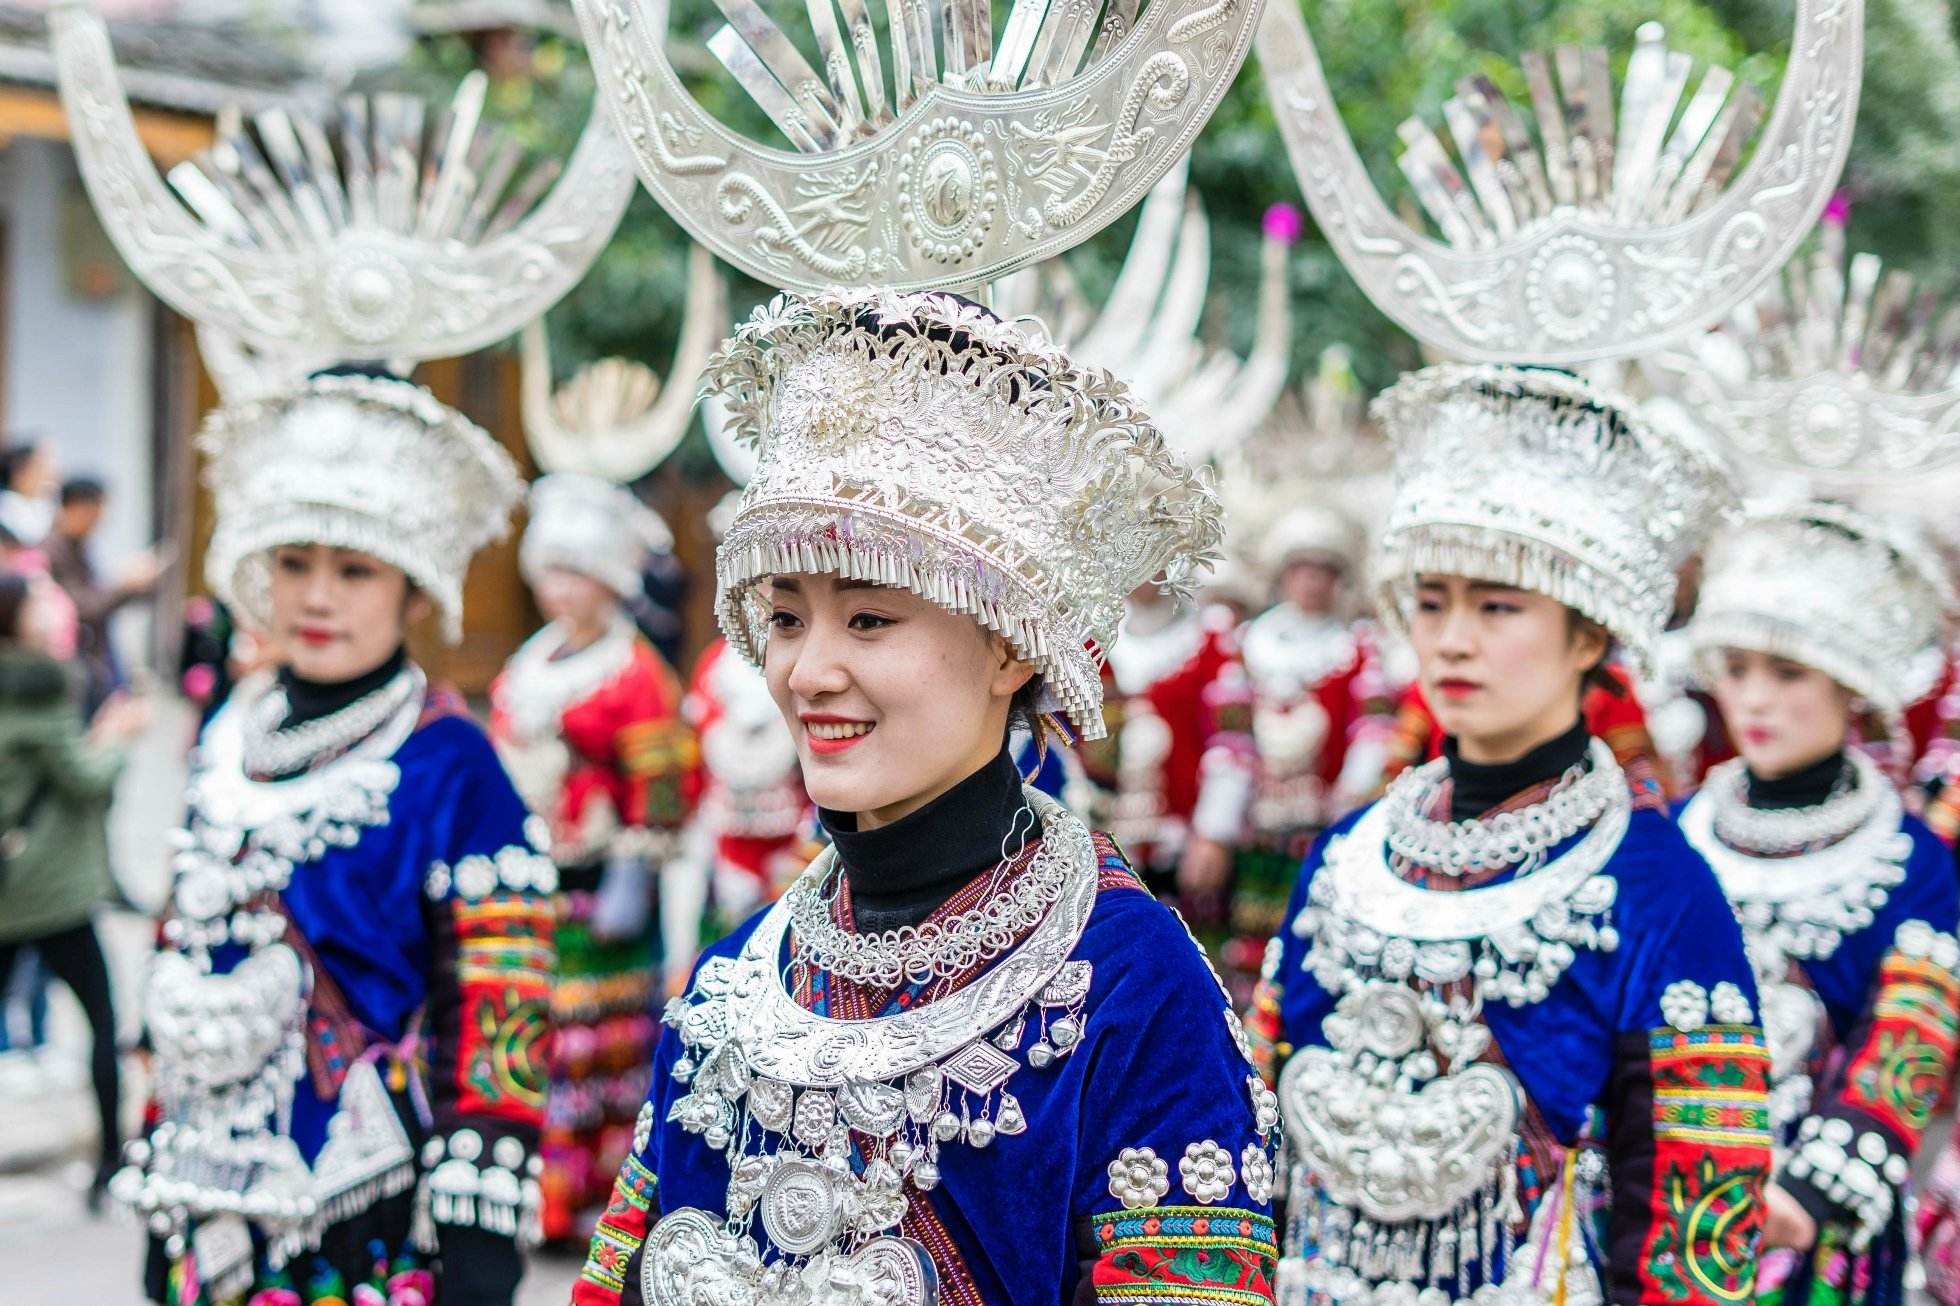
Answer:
[353,1286,387,1306]
[247,1291,302,1306]
[1263,203,1305,245]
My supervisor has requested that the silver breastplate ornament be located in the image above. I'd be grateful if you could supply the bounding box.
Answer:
[111,674,425,1270]
[644,790,1099,1306]
[1679,753,1908,1133]
[1276,741,1631,1306]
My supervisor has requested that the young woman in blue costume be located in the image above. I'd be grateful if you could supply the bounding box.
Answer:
[1245,365,1774,1306]
[115,376,558,1306]
[573,291,1280,1306]
[1675,502,1960,1306]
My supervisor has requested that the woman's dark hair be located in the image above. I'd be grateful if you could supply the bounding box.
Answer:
[1566,610,1625,700]
[0,440,44,492]
[0,571,30,641]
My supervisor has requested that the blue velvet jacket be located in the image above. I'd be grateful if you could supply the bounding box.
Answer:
[1248,788,1774,1306]
[1676,785,1960,1306]
[573,836,1280,1306]
[137,681,556,1300]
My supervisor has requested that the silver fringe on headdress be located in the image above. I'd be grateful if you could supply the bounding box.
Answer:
[705,289,1224,740]
[1372,364,1735,674]
[1690,500,1951,712]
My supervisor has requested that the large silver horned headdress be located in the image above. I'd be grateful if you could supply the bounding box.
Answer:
[1256,4,1862,363]
[568,0,1263,291]
[516,247,727,596]
[50,0,636,369]
[1645,214,1960,482]
[990,157,1295,464]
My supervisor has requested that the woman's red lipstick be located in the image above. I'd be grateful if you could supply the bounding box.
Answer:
[800,713,875,756]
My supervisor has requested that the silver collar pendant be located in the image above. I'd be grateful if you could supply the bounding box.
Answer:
[1680,755,1908,1129]
[646,789,1098,1306]
[1276,750,1630,1306]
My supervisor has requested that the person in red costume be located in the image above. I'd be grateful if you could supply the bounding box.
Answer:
[675,634,811,954]
[1071,583,1244,911]
[1190,507,1396,1002]
[491,473,699,1247]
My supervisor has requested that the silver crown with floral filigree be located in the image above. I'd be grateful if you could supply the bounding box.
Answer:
[203,376,525,643]
[50,2,634,367]
[1257,9,1863,363]
[706,289,1223,739]
[522,472,672,599]
[1690,500,1950,712]
[567,0,1260,292]
[1645,216,1960,480]
[1372,364,1735,674]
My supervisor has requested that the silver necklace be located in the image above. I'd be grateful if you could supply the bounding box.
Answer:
[1704,753,1882,856]
[241,668,419,778]
[784,804,1062,987]
[1379,736,1621,877]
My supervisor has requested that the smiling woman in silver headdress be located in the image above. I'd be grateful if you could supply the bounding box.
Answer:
[1676,501,1960,1306]
[109,371,560,1306]
[572,290,1281,1306]
[1248,364,1773,1306]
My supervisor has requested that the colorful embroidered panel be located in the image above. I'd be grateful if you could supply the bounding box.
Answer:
[1640,1026,1772,1306]
[450,892,555,1117]
[575,1153,659,1303]
[1839,949,1960,1141]
[1090,1205,1279,1305]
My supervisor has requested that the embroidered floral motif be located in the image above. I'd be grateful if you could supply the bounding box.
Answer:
[1640,1027,1771,1306]
[1709,982,1753,1026]
[1090,1206,1278,1305]
[1239,1143,1275,1203]
[575,1154,659,1301]
[1662,980,1711,1033]
[451,894,555,1114]
[1108,1147,1171,1209]
[1646,1153,1764,1304]
[1840,941,1960,1139]
[1179,1140,1236,1205]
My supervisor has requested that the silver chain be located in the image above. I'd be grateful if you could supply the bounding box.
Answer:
[1378,736,1621,877]
[241,669,420,779]
[1706,752,1881,856]
[785,806,1069,987]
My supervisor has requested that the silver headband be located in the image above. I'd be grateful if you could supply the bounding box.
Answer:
[1690,500,1951,711]
[1372,364,1735,674]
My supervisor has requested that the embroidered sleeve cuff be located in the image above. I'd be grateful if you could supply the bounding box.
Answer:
[417,1126,544,1245]
[1782,1114,1909,1249]
[1088,1205,1278,1305]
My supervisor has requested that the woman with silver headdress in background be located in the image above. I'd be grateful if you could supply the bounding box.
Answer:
[47,5,643,1296]
[1247,366,1773,1306]
[1674,502,1960,1306]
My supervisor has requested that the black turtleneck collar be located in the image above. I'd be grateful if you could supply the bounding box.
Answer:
[277,644,409,729]
[1745,749,1848,810]
[820,745,1041,936]
[1444,717,1591,820]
